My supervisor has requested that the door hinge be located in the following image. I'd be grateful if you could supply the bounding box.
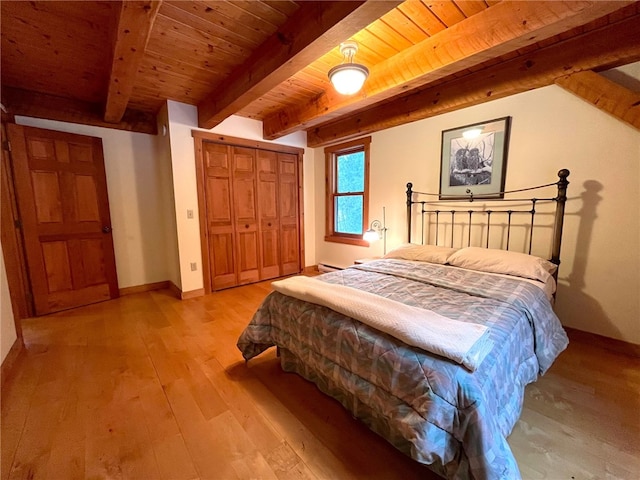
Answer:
[2,140,11,152]
[14,218,22,229]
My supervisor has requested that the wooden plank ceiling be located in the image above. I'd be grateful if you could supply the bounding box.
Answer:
[1,1,639,145]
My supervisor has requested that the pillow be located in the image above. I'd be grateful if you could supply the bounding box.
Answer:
[446,247,557,283]
[383,243,458,265]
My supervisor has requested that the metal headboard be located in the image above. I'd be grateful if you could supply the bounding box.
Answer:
[406,169,570,275]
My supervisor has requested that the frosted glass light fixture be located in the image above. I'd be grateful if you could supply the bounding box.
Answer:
[328,41,369,95]
[363,207,388,254]
[363,226,380,242]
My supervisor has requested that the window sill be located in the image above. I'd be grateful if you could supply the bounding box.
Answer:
[324,235,369,247]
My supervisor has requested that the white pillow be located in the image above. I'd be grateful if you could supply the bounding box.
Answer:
[446,247,557,283]
[384,244,458,265]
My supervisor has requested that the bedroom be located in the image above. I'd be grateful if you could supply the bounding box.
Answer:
[1,1,639,479]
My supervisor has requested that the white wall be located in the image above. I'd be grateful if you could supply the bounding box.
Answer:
[313,85,640,345]
[156,105,181,289]
[14,116,174,289]
[1,243,18,364]
[165,101,314,292]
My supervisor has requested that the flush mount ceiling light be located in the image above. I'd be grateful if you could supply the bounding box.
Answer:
[328,40,369,95]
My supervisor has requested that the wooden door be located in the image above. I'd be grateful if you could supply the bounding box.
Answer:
[203,142,237,290]
[257,150,280,280]
[7,124,118,315]
[279,153,301,276]
[232,147,260,285]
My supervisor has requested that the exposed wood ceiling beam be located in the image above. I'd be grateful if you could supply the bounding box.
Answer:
[197,1,401,130]
[555,71,640,131]
[3,87,157,135]
[104,0,162,123]
[306,14,640,147]
[264,0,635,141]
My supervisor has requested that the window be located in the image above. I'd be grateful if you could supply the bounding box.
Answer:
[325,137,371,246]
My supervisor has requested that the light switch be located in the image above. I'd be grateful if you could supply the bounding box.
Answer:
[187,209,194,219]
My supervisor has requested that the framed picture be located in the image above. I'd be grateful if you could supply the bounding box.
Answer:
[439,116,511,199]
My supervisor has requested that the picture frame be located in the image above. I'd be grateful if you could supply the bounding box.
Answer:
[439,116,511,199]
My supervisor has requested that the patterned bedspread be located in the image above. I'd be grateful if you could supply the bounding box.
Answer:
[237,259,569,480]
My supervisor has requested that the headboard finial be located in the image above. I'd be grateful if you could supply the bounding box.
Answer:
[558,169,570,182]
[551,169,570,269]
[406,183,413,242]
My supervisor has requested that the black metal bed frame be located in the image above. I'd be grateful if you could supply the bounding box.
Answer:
[406,169,570,274]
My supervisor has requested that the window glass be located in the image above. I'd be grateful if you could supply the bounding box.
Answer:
[335,195,363,234]
[336,152,364,193]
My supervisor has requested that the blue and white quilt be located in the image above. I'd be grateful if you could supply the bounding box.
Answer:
[237,259,569,480]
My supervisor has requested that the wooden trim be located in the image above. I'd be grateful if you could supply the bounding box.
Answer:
[1,338,24,389]
[303,265,319,274]
[169,281,181,299]
[119,280,170,296]
[565,327,640,358]
[324,235,369,247]
[180,288,205,300]
[191,130,304,156]
[193,134,211,294]
[166,281,204,300]
[297,152,305,273]
[0,121,32,325]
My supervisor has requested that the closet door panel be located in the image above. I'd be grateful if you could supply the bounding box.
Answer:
[257,150,280,280]
[279,153,300,275]
[204,143,237,289]
[211,233,236,288]
[232,147,260,285]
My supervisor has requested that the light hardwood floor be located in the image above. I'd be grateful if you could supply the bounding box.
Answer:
[2,281,639,480]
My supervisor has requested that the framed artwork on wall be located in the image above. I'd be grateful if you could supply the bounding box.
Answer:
[439,116,511,199]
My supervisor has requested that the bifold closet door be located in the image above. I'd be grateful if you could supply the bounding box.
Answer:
[231,146,260,285]
[257,150,280,280]
[203,141,301,290]
[204,142,237,290]
[278,152,300,276]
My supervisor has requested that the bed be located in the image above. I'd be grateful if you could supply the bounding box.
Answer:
[237,170,571,480]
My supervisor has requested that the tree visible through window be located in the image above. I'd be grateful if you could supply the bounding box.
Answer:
[325,137,371,246]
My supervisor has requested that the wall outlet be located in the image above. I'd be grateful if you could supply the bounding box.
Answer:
[190,262,197,271]
[187,209,194,219]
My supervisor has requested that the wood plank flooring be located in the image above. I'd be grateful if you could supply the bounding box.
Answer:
[2,281,639,479]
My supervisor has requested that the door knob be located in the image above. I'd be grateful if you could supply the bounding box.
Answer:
[102,226,112,233]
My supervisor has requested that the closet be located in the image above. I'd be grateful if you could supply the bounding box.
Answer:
[194,132,303,291]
